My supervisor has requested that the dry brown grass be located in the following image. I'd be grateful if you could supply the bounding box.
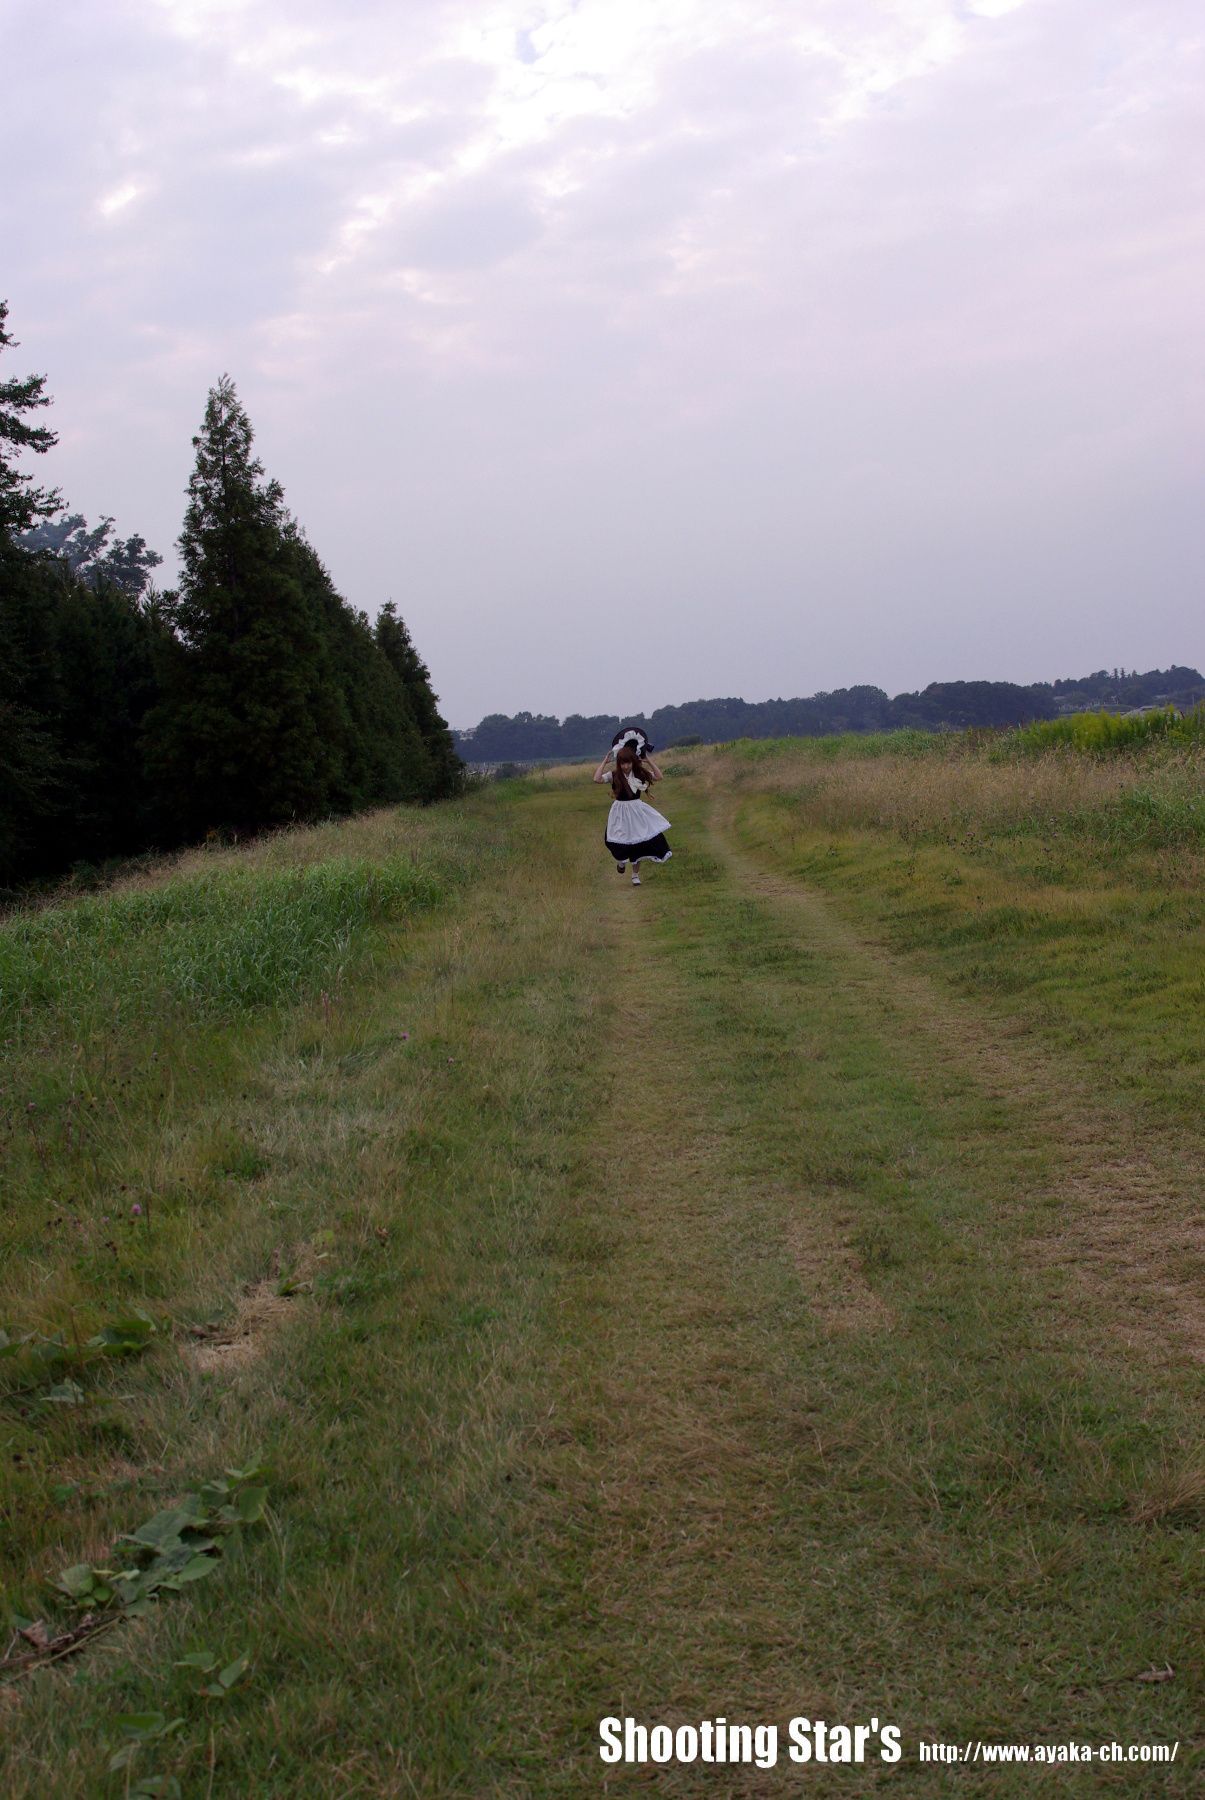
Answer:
[1128,1460,1205,1527]
[785,1209,895,1333]
[180,1241,320,1373]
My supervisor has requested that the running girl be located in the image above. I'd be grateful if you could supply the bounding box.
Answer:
[592,730,673,885]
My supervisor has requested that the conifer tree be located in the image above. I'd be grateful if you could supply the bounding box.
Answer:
[375,601,462,797]
[1,302,64,877]
[0,299,60,537]
[153,376,339,833]
[280,527,434,806]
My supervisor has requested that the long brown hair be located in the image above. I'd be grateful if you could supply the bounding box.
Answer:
[611,745,652,799]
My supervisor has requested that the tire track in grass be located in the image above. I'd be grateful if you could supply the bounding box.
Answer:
[711,780,1205,1370]
[494,779,1200,1797]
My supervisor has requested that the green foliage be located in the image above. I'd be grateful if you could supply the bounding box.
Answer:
[175,1649,252,1699]
[0,306,172,883]
[728,727,942,763]
[57,1460,270,1622]
[375,600,463,797]
[1002,704,1205,756]
[146,379,462,839]
[0,537,172,883]
[107,1714,185,1780]
[0,1311,156,1405]
[151,378,344,834]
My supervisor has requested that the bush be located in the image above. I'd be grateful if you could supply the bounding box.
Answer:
[1003,706,1205,757]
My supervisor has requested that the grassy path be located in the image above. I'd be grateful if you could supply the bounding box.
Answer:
[486,777,1200,1794]
[716,777,1205,1370]
[2,772,1200,1794]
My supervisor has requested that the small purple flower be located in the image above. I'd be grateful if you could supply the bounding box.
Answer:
[401,1032,410,1041]
[131,1203,142,1217]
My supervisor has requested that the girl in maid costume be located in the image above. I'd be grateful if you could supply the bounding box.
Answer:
[592,726,673,885]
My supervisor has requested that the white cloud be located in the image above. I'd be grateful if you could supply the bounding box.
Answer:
[97,181,145,217]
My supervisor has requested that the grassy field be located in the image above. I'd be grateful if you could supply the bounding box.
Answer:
[1,731,1201,1795]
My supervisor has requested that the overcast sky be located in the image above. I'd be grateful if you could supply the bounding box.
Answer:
[4,0,1202,725]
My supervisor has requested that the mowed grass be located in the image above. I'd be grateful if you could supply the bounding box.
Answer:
[1,749,1202,1795]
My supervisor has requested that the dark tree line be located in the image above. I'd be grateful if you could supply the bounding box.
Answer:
[0,305,461,887]
[459,670,1204,764]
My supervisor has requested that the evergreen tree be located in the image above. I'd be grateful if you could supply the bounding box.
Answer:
[1,305,64,878]
[1,536,170,879]
[280,527,434,807]
[375,601,462,797]
[151,376,340,833]
[0,299,60,537]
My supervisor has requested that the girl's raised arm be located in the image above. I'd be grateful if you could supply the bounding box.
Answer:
[643,757,664,781]
[592,752,613,783]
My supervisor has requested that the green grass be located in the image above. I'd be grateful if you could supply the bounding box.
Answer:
[1,761,1200,1795]
[728,726,943,762]
[1,856,445,1028]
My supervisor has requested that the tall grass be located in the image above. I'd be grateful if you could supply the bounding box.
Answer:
[750,752,1204,853]
[0,856,443,1030]
[717,727,1205,856]
[0,800,506,1323]
[715,704,1205,772]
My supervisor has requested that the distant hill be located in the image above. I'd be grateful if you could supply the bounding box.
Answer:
[455,666,1205,763]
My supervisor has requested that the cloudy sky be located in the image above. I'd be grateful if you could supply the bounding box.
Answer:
[4,0,1202,725]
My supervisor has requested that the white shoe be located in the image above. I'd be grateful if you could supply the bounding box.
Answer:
[631,874,641,886]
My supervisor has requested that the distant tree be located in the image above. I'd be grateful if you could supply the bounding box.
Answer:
[19,512,163,598]
[0,298,60,537]
[888,681,1057,730]
[559,712,623,758]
